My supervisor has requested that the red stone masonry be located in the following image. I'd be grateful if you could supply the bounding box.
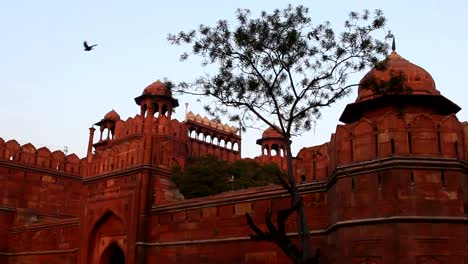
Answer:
[1,51,468,264]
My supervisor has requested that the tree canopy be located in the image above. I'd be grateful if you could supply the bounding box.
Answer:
[168,5,392,138]
[172,156,282,199]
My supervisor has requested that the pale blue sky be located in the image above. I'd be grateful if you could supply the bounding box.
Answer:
[0,0,467,158]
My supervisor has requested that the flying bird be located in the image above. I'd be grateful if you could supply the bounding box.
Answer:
[83,41,98,51]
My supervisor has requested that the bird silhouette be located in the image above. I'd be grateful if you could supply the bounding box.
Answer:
[83,41,97,51]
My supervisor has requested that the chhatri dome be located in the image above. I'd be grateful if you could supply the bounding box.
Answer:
[142,80,172,97]
[261,126,284,139]
[356,49,440,102]
[103,109,121,122]
[340,41,460,123]
[134,80,179,108]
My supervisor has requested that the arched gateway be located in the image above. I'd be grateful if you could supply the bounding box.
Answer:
[87,211,127,264]
[100,242,125,264]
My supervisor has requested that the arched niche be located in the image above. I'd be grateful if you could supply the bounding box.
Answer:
[409,114,437,155]
[87,211,126,264]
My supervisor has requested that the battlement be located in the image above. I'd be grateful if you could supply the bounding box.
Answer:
[0,137,84,175]
[296,142,330,183]
[332,112,465,167]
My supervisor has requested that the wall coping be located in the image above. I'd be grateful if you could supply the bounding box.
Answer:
[137,216,468,246]
[153,156,467,213]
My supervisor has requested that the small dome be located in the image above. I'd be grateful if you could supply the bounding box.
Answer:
[356,51,439,102]
[262,126,283,139]
[104,109,121,121]
[142,80,172,97]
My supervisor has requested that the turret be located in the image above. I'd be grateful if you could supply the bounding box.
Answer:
[134,80,179,119]
[256,126,288,158]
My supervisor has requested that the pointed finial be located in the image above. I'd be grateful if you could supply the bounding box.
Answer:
[392,37,396,52]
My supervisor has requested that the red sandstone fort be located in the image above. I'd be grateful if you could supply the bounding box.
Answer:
[0,50,467,264]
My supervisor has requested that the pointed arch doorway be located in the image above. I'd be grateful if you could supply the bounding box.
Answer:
[100,242,125,264]
[87,210,127,264]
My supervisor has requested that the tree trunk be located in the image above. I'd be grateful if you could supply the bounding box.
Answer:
[285,141,313,263]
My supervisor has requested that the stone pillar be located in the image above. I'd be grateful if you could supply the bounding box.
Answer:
[87,127,96,159]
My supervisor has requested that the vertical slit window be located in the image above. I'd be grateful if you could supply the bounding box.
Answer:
[441,170,446,186]
[374,133,379,157]
[390,139,395,154]
[437,131,442,153]
[408,132,412,153]
[312,161,316,181]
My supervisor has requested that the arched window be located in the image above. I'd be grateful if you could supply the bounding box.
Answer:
[198,132,204,141]
[153,103,160,117]
[233,142,239,151]
[141,104,147,118]
[190,130,196,138]
[212,137,218,145]
[263,145,269,156]
[161,104,168,116]
[226,141,232,149]
[271,144,279,156]
[205,135,211,143]
[220,139,225,148]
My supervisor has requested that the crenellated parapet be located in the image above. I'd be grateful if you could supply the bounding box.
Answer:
[87,114,190,176]
[185,111,241,161]
[296,143,330,183]
[332,112,465,168]
[0,137,84,175]
[113,115,145,140]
